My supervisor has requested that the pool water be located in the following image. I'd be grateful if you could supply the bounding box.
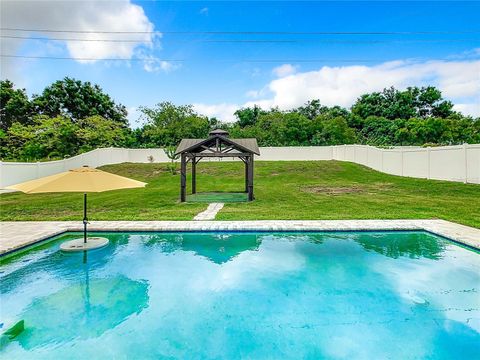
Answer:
[1,231,479,359]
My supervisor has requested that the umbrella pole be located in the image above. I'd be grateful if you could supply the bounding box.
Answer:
[83,193,88,243]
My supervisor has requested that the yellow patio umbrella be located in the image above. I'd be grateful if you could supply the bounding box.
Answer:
[6,166,147,248]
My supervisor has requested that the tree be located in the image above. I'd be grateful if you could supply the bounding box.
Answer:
[32,77,128,126]
[359,116,401,145]
[0,80,32,130]
[415,86,454,118]
[351,86,455,120]
[295,100,350,121]
[295,99,326,120]
[234,105,266,127]
[139,102,212,146]
[164,145,180,174]
[76,115,129,152]
[312,116,356,145]
[2,115,132,161]
[6,116,80,161]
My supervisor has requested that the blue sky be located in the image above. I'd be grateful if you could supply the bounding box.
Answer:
[1,1,479,124]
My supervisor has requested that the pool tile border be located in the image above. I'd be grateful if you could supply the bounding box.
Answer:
[1,219,479,255]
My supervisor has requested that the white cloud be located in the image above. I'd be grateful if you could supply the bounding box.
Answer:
[193,103,239,122]
[262,60,480,112]
[142,57,180,73]
[246,90,261,98]
[245,85,270,99]
[453,103,480,117]
[377,245,480,334]
[272,64,298,77]
[194,56,480,121]
[0,0,157,79]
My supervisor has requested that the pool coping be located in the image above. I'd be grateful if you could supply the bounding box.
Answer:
[1,219,479,256]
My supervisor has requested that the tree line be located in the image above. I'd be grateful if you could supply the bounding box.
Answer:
[1,77,479,161]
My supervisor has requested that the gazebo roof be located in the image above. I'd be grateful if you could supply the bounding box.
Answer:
[209,129,230,136]
[175,130,260,155]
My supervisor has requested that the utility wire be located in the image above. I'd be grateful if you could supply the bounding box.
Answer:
[2,27,480,35]
[1,35,478,44]
[1,54,450,63]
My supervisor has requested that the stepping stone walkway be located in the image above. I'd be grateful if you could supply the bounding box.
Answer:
[193,203,224,221]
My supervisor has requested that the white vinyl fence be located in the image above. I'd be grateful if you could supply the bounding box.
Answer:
[1,144,479,188]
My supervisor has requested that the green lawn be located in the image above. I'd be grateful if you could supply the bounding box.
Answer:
[1,161,479,228]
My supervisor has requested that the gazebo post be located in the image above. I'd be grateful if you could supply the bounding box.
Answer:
[180,153,187,202]
[247,155,254,201]
[192,155,197,194]
[244,158,248,193]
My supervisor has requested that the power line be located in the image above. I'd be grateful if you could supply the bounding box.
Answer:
[0,35,296,43]
[2,27,480,35]
[1,35,477,44]
[2,35,145,43]
[0,54,450,63]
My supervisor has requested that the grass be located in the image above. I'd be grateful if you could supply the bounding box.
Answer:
[1,161,479,228]
[187,192,249,203]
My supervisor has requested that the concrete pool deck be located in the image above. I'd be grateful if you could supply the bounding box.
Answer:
[1,219,479,255]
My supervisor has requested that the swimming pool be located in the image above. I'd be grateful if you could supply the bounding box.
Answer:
[1,231,479,359]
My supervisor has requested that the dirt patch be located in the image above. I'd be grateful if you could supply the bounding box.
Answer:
[130,167,171,178]
[302,182,393,196]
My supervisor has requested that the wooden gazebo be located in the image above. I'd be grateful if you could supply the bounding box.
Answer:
[175,129,260,202]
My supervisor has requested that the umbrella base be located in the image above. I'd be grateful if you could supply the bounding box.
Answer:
[60,237,109,252]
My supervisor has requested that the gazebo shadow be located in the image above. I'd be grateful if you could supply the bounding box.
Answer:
[186,191,249,203]
[180,232,261,264]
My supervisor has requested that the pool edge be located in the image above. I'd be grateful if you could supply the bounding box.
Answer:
[1,219,479,257]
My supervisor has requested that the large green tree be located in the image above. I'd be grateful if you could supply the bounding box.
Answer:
[351,86,455,120]
[76,115,131,152]
[234,105,266,128]
[313,116,357,145]
[0,80,32,131]
[2,115,131,161]
[139,102,213,146]
[32,77,128,126]
[230,109,356,146]
[5,116,80,160]
[295,100,349,121]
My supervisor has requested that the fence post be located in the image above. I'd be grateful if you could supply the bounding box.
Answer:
[381,149,384,172]
[353,144,356,163]
[36,161,40,179]
[427,147,431,180]
[464,143,468,184]
[400,148,404,176]
[95,148,103,167]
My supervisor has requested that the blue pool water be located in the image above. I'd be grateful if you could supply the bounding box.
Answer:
[1,231,479,359]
